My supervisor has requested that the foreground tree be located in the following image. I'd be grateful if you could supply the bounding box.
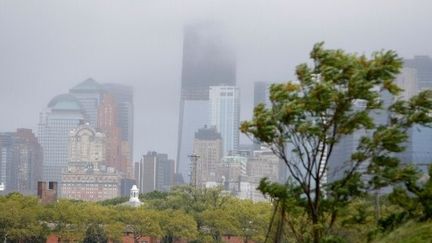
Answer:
[117,208,162,243]
[241,43,432,242]
[0,193,49,242]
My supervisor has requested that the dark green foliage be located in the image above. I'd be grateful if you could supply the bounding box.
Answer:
[98,196,128,206]
[387,165,432,221]
[83,224,108,243]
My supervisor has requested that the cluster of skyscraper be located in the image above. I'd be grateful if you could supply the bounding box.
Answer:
[0,78,134,201]
[1,22,432,202]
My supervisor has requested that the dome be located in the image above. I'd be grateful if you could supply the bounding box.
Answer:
[47,94,83,111]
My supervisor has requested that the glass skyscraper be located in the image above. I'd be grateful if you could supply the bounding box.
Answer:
[38,94,85,184]
[209,85,240,156]
[176,22,236,182]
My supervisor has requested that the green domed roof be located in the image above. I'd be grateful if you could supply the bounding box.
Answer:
[70,78,102,92]
[48,94,83,111]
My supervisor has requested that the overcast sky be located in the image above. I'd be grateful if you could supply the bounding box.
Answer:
[1,0,432,161]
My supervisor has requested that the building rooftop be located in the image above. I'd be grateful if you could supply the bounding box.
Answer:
[70,78,102,92]
[194,125,222,140]
[47,94,83,111]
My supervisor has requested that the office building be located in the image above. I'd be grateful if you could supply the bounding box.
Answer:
[0,129,43,194]
[177,22,236,182]
[38,94,85,184]
[192,126,223,187]
[102,83,134,168]
[69,78,103,128]
[209,86,240,156]
[97,93,127,174]
[135,151,175,193]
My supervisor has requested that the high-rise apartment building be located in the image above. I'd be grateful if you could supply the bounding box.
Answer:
[135,151,175,193]
[192,126,223,187]
[177,22,236,182]
[0,129,43,194]
[38,94,85,184]
[209,86,240,156]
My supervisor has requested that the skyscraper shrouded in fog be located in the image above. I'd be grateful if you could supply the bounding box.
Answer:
[176,22,236,182]
[102,83,134,166]
[39,79,134,189]
[38,94,85,184]
[69,78,103,128]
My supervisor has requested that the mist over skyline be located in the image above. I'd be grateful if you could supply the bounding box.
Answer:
[1,0,432,161]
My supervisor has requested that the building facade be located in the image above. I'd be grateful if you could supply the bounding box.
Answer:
[176,22,236,183]
[97,93,127,174]
[209,86,240,156]
[397,56,432,173]
[102,83,134,170]
[192,126,223,187]
[38,94,85,184]
[69,78,103,128]
[61,124,122,201]
[135,151,175,193]
[0,129,43,194]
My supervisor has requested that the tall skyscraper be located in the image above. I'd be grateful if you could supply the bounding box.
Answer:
[69,78,103,128]
[176,23,236,182]
[38,94,85,184]
[192,126,223,187]
[102,83,134,165]
[135,151,175,193]
[0,129,43,194]
[209,85,240,156]
[97,93,126,174]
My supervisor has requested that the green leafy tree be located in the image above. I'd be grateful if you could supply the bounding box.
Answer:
[225,199,271,243]
[0,193,49,242]
[387,164,432,221]
[83,224,108,243]
[117,207,162,243]
[159,210,198,243]
[241,43,432,242]
[43,200,87,242]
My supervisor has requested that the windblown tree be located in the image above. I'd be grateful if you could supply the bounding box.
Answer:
[241,43,432,242]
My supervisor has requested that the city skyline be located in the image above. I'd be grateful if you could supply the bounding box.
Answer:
[2,1,432,161]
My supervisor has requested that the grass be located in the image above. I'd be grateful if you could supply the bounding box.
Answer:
[374,220,432,243]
